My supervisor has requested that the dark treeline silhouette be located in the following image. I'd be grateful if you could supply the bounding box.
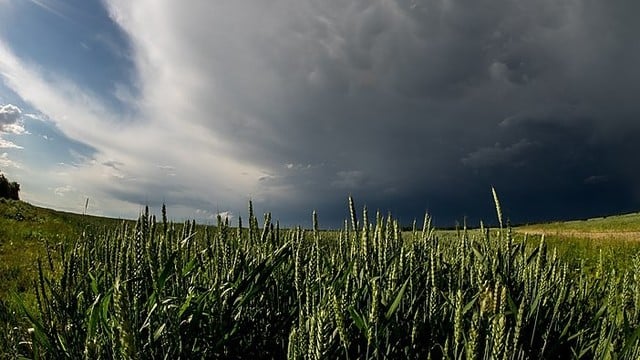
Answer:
[0,173,20,200]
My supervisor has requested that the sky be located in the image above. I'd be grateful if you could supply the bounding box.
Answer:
[1,0,639,228]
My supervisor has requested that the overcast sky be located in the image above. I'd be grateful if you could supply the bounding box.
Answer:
[1,0,639,227]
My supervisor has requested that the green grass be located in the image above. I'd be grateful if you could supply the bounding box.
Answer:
[0,199,130,303]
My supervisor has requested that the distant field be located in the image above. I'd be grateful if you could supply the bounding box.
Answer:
[513,212,640,274]
[517,212,640,234]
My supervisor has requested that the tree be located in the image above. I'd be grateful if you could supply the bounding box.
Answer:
[8,181,19,200]
[0,173,20,200]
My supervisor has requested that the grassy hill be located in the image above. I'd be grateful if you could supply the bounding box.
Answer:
[0,199,130,302]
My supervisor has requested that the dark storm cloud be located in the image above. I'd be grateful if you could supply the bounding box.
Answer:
[104,0,640,226]
[202,0,639,225]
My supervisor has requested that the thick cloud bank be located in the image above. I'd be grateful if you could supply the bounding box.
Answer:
[2,0,640,225]
[105,0,640,224]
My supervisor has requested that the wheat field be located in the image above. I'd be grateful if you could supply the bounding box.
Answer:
[2,196,640,359]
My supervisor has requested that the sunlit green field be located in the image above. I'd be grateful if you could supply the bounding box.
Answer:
[518,212,640,233]
[1,198,640,359]
[0,200,131,303]
[515,213,640,274]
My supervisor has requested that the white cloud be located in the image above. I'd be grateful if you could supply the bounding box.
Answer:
[0,138,22,148]
[216,211,233,222]
[285,163,313,170]
[54,184,75,197]
[0,152,20,168]
[0,103,20,124]
[1,122,25,134]
[0,104,23,163]
[194,208,234,222]
[156,164,175,171]
[0,103,25,134]
[23,113,46,121]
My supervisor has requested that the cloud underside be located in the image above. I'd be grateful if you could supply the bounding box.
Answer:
[2,0,640,224]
